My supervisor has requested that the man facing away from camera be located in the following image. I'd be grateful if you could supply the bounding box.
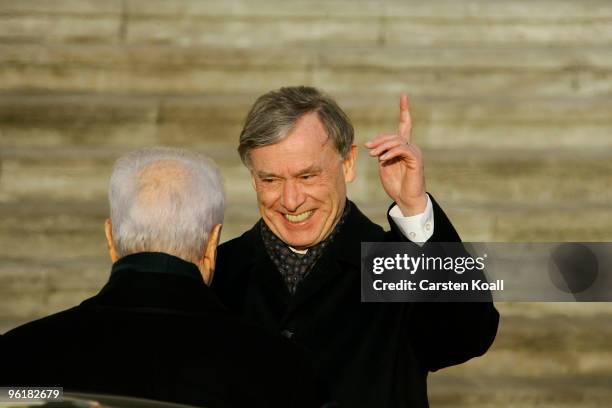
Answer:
[1,147,327,408]
[212,87,500,407]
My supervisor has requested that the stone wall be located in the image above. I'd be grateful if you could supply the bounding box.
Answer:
[1,1,611,406]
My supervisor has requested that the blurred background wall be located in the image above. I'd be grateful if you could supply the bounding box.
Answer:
[1,0,611,406]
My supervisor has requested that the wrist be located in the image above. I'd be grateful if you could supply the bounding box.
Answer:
[397,194,428,216]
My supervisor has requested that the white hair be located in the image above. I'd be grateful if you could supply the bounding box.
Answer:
[109,146,224,264]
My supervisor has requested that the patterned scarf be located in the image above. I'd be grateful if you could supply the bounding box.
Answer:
[260,202,351,294]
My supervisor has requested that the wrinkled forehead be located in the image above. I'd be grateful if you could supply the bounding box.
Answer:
[249,133,341,176]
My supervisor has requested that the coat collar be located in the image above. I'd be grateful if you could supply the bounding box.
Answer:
[83,252,226,314]
[110,252,204,282]
[327,201,385,267]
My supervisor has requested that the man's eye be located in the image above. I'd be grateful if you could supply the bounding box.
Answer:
[300,175,313,180]
[261,178,276,183]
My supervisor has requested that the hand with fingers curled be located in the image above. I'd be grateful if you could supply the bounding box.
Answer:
[365,94,427,216]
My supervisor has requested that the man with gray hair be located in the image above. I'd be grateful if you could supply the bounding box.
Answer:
[2,147,327,408]
[212,87,499,408]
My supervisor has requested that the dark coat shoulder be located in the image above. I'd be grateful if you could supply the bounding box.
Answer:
[2,254,328,408]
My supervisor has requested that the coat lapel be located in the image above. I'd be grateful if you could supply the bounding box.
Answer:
[241,224,293,318]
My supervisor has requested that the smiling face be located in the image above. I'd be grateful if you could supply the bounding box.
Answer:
[248,111,357,250]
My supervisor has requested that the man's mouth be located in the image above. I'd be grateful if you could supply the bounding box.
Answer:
[283,210,314,223]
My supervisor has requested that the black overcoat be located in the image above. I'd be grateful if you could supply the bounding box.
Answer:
[212,198,500,407]
[2,252,327,408]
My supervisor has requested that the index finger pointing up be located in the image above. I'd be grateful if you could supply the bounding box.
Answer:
[398,93,412,143]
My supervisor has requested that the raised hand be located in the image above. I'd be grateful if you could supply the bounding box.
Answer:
[364,94,427,216]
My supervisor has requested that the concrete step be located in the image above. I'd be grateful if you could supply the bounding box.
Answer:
[441,313,612,378]
[428,374,612,407]
[3,93,612,151]
[0,93,242,149]
[0,146,252,202]
[439,204,612,242]
[124,0,612,48]
[0,256,110,328]
[317,46,612,98]
[0,44,310,94]
[3,0,612,47]
[0,0,122,45]
[2,146,610,209]
[2,45,612,97]
[360,148,612,208]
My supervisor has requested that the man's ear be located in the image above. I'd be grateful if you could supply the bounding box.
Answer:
[104,219,119,263]
[199,223,222,285]
[342,144,358,183]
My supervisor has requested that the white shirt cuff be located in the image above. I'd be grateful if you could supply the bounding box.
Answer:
[388,194,434,245]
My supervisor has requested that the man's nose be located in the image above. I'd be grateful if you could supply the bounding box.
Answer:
[281,180,305,212]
